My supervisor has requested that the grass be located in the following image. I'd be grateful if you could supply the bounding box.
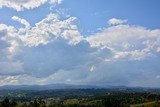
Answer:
[63,99,79,105]
[130,101,158,107]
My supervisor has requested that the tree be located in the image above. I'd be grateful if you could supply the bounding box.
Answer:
[1,97,10,107]
[10,100,17,107]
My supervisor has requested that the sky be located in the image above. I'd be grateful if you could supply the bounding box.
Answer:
[0,0,160,87]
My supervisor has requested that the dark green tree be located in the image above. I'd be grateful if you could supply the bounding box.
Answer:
[1,97,10,107]
[10,100,17,107]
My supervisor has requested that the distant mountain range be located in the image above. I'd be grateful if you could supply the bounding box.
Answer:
[0,84,104,90]
[0,84,159,90]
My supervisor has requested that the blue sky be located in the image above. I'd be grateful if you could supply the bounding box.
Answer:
[1,0,160,34]
[0,0,160,87]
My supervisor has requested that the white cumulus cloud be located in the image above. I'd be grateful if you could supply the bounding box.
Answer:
[18,14,83,47]
[87,24,160,61]
[0,0,63,11]
[108,18,127,26]
[12,16,31,28]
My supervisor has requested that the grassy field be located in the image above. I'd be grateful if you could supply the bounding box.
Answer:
[130,101,160,107]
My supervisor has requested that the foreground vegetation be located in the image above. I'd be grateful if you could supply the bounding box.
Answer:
[0,88,160,107]
[130,101,159,107]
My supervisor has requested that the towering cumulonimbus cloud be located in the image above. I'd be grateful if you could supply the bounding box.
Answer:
[0,7,160,87]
